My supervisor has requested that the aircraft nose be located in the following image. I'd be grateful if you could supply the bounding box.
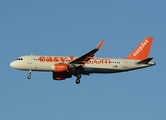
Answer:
[10,61,15,68]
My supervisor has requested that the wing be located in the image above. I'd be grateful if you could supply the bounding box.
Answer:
[69,39,104,64]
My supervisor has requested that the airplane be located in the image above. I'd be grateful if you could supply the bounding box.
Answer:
[10,37,156,84]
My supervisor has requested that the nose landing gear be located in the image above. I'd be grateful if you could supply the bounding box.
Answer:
[27,70,31,79]
[75,74,81,84]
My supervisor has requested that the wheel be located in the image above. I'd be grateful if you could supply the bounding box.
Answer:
[27,75,31,79]
[76,79,80,84]
[77,74,81,79]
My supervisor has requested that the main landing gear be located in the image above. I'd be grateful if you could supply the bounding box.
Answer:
[75,74,81,84]
[27,70,31,79]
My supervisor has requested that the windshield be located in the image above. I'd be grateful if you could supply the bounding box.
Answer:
[16,58,23,60]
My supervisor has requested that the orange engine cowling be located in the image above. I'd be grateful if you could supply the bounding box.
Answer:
[52,72,72,80]
[54,64,68,72]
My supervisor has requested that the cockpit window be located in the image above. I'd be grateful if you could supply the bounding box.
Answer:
[17,58,23,60]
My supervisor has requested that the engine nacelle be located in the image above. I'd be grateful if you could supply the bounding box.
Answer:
[52,64,68,72]
[52,72,72,80]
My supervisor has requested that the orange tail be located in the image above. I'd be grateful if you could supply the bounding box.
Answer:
[126,37,153,60]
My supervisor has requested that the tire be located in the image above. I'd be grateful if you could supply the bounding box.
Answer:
[27,76,31,79]
[77,74,81,79]
[76,79,80,84]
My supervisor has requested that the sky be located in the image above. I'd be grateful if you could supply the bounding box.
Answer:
[0,0,166,120]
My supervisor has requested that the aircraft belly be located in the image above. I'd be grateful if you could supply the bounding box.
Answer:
[83,68,122,73]
[83,64,123,73]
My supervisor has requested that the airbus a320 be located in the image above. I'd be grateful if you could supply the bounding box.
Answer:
[10,37,156,84]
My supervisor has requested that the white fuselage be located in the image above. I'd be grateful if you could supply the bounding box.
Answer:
[10,55,155,74]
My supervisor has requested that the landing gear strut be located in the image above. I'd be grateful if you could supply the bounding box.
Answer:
[27,70,31,79]
[75,74,81,84]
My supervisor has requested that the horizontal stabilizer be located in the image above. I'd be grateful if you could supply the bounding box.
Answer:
[137,58,153,64]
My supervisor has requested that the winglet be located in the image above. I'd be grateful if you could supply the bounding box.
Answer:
[126,37,153,60]
[96,39,104,49]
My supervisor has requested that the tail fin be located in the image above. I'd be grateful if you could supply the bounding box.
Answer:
[126,37,153,60]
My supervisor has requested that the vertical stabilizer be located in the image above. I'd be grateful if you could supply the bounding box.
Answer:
[126,37,153,60]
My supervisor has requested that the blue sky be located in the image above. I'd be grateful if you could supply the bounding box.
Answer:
[0,0,166,120]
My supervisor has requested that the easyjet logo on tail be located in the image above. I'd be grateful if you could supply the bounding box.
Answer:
[126,37,153,60]
[133,39,149,56]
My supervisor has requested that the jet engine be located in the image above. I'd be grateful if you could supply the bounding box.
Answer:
[51,64,72,80]
[53,64,68,72]
[52,72,72,80]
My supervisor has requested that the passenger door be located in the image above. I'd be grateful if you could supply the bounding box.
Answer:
[27,56,32,64]
[123,60,128,68]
